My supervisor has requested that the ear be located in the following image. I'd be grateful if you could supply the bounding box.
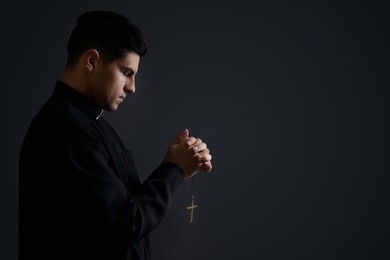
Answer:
[84,49,100,71]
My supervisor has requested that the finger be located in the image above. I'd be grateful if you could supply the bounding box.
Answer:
[195,143,207,152]
[201,154,212,162]
[186,137,197,146]
[195,153,212,162]
[173,129,189,144]
[189,142,207,155]
[189,138,202,149]
[198,149,211,157]
[195,138,202,145]
[200,161,212,173]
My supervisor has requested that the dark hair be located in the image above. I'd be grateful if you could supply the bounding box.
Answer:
[66,10,147,67]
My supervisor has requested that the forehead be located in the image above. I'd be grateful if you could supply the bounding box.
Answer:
[112,51,140,70]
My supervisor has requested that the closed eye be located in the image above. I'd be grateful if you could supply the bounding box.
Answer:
[123,70,134,77]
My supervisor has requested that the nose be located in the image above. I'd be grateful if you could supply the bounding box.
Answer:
[124,78,136,94]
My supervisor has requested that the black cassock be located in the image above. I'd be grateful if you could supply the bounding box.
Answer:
[19,81,184,260]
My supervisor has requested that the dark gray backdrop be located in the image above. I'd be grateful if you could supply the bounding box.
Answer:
[1,1,389,259]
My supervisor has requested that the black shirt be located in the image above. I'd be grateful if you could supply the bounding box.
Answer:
[19,81,184,260]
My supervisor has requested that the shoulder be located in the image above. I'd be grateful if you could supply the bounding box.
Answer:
[33,96,92,128]
[25,96,101,146]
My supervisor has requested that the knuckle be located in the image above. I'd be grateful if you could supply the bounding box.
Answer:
[186,137,195,146]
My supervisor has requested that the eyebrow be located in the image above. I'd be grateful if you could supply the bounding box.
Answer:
[121,66,136,74]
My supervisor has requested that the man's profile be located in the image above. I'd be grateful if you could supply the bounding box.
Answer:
[19,10,212,260]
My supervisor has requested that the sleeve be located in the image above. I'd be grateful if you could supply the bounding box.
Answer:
[62,121,185,249]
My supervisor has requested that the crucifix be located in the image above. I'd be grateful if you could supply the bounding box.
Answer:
[187,195,198,223]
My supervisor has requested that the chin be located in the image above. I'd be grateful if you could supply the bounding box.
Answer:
[103,99,122,111]
[103,103,118,111]
[108,106,118,112]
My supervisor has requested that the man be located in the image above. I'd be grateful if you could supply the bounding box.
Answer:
[19,10,212,260]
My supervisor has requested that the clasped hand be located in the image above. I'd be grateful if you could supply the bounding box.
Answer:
[164,129,212,178]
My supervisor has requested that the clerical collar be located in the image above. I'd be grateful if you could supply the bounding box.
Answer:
[53,81,104,120]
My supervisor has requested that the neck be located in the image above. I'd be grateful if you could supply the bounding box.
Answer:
[62,66,90,98]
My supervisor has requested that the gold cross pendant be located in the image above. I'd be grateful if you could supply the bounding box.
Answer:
[187,196,198,223]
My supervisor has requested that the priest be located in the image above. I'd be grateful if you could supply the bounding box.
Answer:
[19,10,212,260]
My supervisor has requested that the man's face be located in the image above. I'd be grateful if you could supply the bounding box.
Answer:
[88,51,140,111]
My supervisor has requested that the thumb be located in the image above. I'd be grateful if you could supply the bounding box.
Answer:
[172,129,189,144]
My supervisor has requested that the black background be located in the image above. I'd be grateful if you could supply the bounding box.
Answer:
[1,1,389,259]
